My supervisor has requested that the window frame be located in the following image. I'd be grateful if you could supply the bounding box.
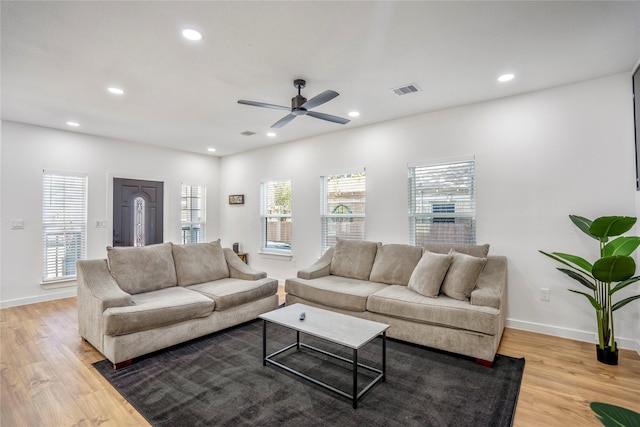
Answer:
[42,170,88,283]
[320,170,366,252]
[260,179,292,254]
[408,157,476,246]
[181,184,206,244]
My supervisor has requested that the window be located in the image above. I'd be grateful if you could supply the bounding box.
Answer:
[181,184,205,244]
[261,179,292,252]
[408,158,476,246]
[42,171,87,282]
[321,171,366,251]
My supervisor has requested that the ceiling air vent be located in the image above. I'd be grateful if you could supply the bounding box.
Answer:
[391,83,421,96]
[240,131,256,136]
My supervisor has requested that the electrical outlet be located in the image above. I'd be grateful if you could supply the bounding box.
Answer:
[540,288,550,301]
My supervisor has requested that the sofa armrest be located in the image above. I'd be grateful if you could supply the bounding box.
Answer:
[470,256,507,309]
[77,259,132,350]
[223,248,267,280]
[297,247,334,279]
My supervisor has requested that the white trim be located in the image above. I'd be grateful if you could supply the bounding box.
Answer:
[0,288,77,309]
[506,318,638,351]
[408,154,475,169]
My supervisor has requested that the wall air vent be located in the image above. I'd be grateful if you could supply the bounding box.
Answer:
[240,131,256,136]
[391,83,421,96]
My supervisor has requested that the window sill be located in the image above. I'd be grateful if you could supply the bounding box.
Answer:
[258,251,293,260]
[41,279,77,290]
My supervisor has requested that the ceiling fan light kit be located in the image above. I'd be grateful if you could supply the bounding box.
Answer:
[238,79,350,128]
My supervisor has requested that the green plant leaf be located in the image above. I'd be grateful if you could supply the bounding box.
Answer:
[589,216,637,239]
[612,295,640,312]
[569,289,602,310]
[611,276,640,294]
[603,236,640,257]
[549,252,593,273]
[557,268,596,290]
[570,215,595,238]
[590,402,640,427]
[592,256,636,283]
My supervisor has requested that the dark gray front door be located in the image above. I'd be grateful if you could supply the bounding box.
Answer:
[113,178,163,246]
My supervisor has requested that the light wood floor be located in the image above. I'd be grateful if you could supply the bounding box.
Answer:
[1,291,639,426]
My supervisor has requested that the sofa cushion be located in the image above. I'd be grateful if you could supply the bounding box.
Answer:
[369,243,423,286]
[107,242,177,295]
[367,285,499,335]
[285,276,387,312]
[407,251,452,298]
[103,287,214,336]
[330,238,379,280]
[441,250,487,300]
[172,240,229,286]
[186,277,278,311]
[424,243,490,258]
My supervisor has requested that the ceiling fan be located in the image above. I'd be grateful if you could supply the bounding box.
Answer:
[238,79,350,128]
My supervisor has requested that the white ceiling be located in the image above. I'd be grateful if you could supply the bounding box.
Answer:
[2,1,640,157]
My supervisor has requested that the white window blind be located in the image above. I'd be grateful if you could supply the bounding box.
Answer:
[408,159,476,246]
[261,179,292,252]
[42,171,87,282]
[181,184,206,244]
[321,171,366,252]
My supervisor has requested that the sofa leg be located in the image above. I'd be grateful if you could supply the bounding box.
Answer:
[110,359,132,370]
[475,358,493,368]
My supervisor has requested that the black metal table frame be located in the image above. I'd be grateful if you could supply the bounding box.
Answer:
[262,319,386,409]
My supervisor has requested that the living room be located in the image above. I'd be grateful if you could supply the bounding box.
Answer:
[2,1,639,425]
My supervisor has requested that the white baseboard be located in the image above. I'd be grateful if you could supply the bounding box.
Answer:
[506,318,638,351]
[0,288,77,309]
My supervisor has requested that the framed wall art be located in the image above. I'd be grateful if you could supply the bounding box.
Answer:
[229,194,244,205]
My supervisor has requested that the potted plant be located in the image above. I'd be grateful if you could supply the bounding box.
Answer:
[540,215,640,365]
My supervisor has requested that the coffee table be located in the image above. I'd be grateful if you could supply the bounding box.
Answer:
[259,303,390,408]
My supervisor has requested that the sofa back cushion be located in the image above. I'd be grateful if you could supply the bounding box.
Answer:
[424,243,489,259]
[370,243,423,285]
[172,240,230,286]
[107,242,177,295]
[330,238,379,280]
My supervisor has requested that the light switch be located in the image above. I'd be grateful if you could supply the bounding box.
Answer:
[11,220,25,229]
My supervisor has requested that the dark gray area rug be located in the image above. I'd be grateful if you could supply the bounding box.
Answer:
[93,319,524,426]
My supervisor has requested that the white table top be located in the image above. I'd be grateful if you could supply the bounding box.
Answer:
[259,303,390,349]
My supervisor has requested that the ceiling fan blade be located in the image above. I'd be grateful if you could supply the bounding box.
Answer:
[271,114,297,128]
[306,111,350,125]
[237,100,290,111]
[301,90,339,110]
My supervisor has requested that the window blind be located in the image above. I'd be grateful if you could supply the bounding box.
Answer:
[261,180,292,252]
[42,171,87,282]
[181,184,205,244]
[408,159,475,246]
[321,171,366,251]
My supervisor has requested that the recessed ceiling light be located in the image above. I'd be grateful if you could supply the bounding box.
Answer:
[267,132,276,137]
[498,74,515,83]
[182,29,203,41]
[66,121,80,127]
[207,148,216,152]
[107,87,124,95]
[348,111,360,117]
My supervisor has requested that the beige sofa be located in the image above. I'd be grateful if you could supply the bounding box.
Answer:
[285,239,507,365]
[77,241,278,367]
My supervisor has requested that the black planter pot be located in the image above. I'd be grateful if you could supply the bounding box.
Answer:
[596,344,619,365]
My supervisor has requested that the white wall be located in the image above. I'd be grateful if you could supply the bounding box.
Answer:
[219,73,640,350]
[0,121,220,307]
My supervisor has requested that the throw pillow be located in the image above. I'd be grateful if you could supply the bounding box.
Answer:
[441,250,487,300]
[330,238,379,281]
[172,240,229,286]
[407,251,453,298]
